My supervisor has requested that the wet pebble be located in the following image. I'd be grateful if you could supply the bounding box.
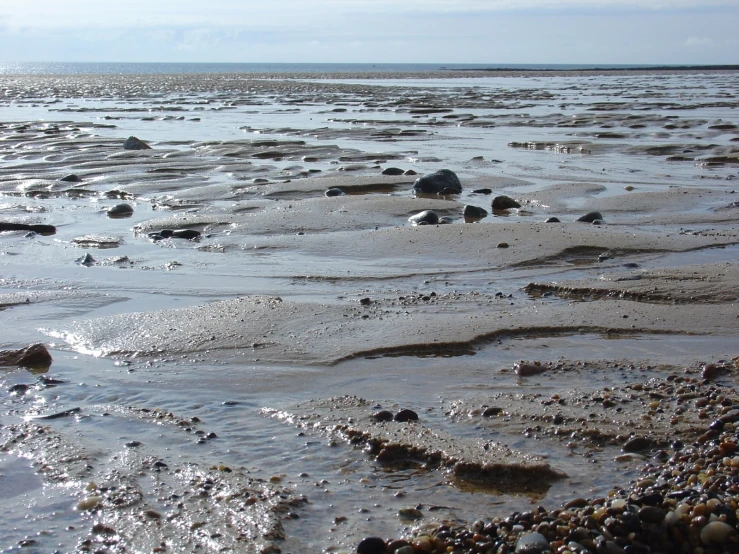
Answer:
[325,187,345,197]
[463,205,488,218]
[514,362,547,376]
[372,410,393,422]
[492,195,521,210]
[576,211,603,223]
[356,536,386,554]
[515,532,550,553]
[107,203,134,218]
[381,167,405,175]
[544,216,561,223]
[412,169,462,194]
[408,210,439,226]
[394,409,419,422]
[622,435,653,452]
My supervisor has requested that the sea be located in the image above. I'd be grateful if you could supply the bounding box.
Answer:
[0,61,685,75]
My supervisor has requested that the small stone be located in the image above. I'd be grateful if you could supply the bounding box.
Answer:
[638,505,665,523]
[497,242,509,248]
[171,229,200,240]
[463,205,488,218]
[123,136,152,150]
[514,362,546,376]
[472,188,492,194]
[515,532,550,554]
[482,406,503,417]
[701,363,722,380]
[325,187,345,197]
[394,409,419,422]
[382,167,405,176]
[544,217,561,223]
[492,195,521,210]
[107,203,134,218]
[576,211,603,223]
[623,436,653,452]
[399,507,423,520]
[700,520,735,545]
[372,410,393,422]
[408,210,439,226]
[76,496,103,511]
[356,536,387,554]
[412,169,462,194]
[60,174,82,182]
[76,253,96,266]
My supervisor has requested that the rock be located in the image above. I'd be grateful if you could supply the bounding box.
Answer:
[59,174,82,182]
[394,409,419,422]
[700,521,735,545]
[0,223,56,235]
[0,343,51,368]
[107,203,134,218]
[382,167,405,175]
[472,188,492,194]
[497,242,509,249]
[701,363,723,380]
[411,169,462,194]
[622,436,653,453]
[637,505,665,523]
[171,229,201,240]
[492,195,521,210]
[408,210,439,226]
[576,211,603,223]
[372,410,394,422]
[399,507,423,520]
[76,253,96,266]
[545,217,561,223]
[356,536,387,554]
[514,362,546,376]
[123,136,151,150]
[325,187,345,197]
[515,532,551,554]
[463,205,488,218]
[404,169,417,175]
[482,407,503,417]
[438,216,453,224]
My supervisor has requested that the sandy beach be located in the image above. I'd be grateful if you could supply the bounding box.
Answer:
[0,68,738,553]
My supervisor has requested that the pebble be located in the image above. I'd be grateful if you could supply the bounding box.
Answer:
[325,187,345,197]
[76,496,103,511]
[356,536,386,554]
[700,520,735,545]
[514,362,547,376]
[492,195,521,210]
[408,210,439,226]
[544,216,561,223]
[622,435,653,452]
[107,203,134,218]
[394,409,419,422]
[515,532,550,553]
[576,211,603,223]
[463,205,488,218]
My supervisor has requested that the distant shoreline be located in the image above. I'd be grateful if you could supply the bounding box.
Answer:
[446,64,739,72]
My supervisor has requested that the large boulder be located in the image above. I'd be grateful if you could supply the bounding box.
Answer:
[411,169,462,194]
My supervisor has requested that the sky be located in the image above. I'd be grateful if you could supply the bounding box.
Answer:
[0,0,737,65]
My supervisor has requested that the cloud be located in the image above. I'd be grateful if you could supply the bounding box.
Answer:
[684,36,715,47]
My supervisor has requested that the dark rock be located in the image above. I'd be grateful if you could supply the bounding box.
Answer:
[412,169,462,194]
[171,229,200,240]
[147,233,165,242]
[472,188,492,194]
[408,210,439,226]
[76,253,96,266]
[372,410,394,422]
[394,409,419,422]
[382,167,405,176]
[463,205,488,218]
[9,384,31,395]
[622,436,653,453]
[638,506,665,523]
[59,174,82,182]
[325,187,345,197]
[0,344,53,369]
[107,203,134,218]
[482,406,503,417]
[0,223,56,235]
[492,195,521,210]
[544,217,561,223]
[159,229,174,238]
[576,211,603,223]
[404,169,417,176]
[123,136,151,150]
[515,532,551,553]
[357,536,387,554]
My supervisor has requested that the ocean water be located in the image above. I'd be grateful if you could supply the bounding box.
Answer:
[0,68,738,553]
[0,61,680,75]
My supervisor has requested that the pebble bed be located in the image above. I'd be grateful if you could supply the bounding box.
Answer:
[357,418,739,554]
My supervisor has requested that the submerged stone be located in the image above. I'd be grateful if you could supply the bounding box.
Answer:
[576,211,603,223]
[408,210,439,226]
[492,195,521,210]
[463,205,488,218]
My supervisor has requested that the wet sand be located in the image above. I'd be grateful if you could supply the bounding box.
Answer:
[0,69,738,553]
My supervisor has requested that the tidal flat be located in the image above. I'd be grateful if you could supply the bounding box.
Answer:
[0,69,738,553]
